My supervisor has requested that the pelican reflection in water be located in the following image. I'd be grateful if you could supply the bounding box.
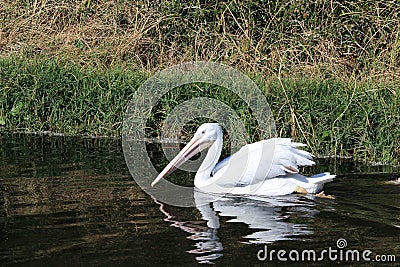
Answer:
[154,191,320,264]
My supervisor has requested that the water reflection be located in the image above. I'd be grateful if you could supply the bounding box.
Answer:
[2,135,399,266]
[154,190,320,264]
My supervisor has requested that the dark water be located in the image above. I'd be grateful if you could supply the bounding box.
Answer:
[1,134,399,266]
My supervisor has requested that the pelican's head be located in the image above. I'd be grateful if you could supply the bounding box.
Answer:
[151,123,222,187]
[193,123,222,142]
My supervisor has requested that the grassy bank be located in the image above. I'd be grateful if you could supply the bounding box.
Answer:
[0,1,399,163]
[0,57,145,135]
[1,57,398,164]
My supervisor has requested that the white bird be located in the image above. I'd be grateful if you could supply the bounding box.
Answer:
[151,123,335,196]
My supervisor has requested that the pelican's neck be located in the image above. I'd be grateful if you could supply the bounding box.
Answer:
[194,134,223,188]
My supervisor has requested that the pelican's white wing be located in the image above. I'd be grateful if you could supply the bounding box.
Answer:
[212,138,315,186]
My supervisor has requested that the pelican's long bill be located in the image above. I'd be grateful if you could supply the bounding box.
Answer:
[151,136,213,187]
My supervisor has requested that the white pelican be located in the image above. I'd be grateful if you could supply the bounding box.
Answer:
[151,123,335,196]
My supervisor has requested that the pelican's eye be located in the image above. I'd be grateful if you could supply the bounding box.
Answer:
[201,130,205,134]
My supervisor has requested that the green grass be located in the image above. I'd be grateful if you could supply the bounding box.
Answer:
[265,77,399,163]
[0,57,145,136]
[0,57,398,164]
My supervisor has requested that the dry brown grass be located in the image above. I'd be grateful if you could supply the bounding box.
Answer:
[1,0,400,80]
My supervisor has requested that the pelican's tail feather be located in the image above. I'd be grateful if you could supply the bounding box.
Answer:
[301,172,336,194]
